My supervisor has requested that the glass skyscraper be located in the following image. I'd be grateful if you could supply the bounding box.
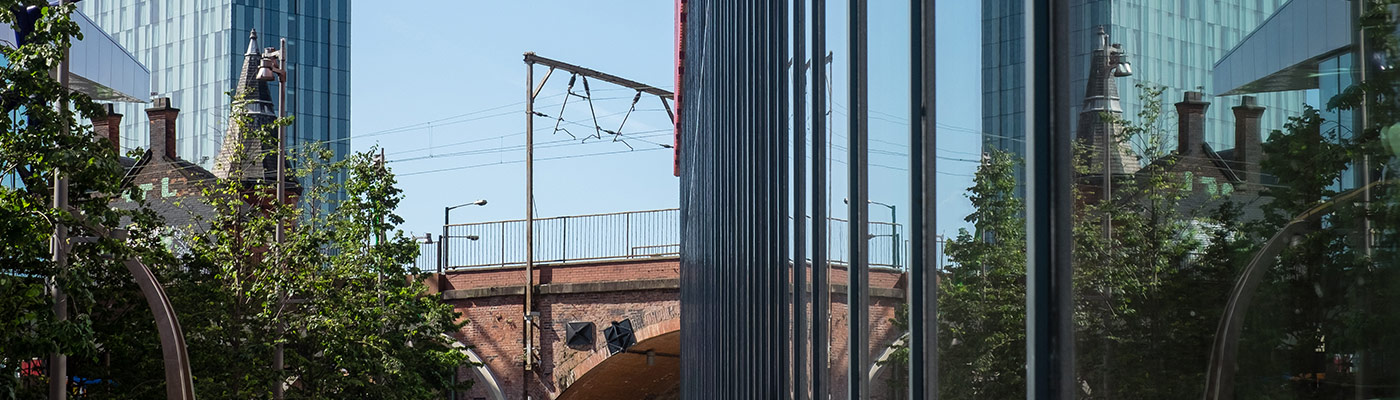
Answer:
[77,1,350,174]
[983,0,1305,193]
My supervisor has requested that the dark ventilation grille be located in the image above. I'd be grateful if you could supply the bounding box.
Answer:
[565,322,595,348]
[604,319,637,355]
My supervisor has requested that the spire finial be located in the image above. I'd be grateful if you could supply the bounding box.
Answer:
[245,29,260,56]
[1097,26,1108,50]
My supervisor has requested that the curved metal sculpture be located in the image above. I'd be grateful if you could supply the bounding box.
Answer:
[445,335,505,400]
[67,213,196,400]
[1203,179,1391,400]
[124,259,196,400]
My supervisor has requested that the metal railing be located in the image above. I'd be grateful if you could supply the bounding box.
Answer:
[820,216,905,269]
[413,208,906,271]
[433,208,679,270]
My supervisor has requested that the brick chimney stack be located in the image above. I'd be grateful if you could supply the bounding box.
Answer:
[92,104,122,152]
[1175,91,1210,156]
[1233,96,1265,185]
[146,97,180,160]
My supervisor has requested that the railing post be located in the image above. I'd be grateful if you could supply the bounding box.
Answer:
[500,222,507,268]
[626,212,633,256]
[562,216,569,262]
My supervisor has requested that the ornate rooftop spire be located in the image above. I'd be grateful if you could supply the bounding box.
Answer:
[212,30,297,195]
[1078,27,1140,178]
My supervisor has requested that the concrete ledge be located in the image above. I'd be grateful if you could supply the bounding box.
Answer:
[832,284,906,300]
[442,278,679,300]
[440,278,903,300]
[442,285,526,300]
[537,278,679,295]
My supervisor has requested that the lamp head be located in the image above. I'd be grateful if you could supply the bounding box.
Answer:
[256,57,281,81]
[472,199,488,206]
[1114,60,1133,77]
[465,235,480,241]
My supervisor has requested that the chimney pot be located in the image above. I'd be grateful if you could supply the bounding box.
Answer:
[92,104,123,152]
[1233,96,1266,186]
[1175,91,1211,156]
[145,97,180,160]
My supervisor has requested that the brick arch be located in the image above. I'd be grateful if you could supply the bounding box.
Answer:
[566,316,680,386]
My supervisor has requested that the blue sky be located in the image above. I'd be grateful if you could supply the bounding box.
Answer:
[351,2,983,247]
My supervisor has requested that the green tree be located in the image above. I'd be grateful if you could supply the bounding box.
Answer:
[19,86,474,397]
[0,2,172,398]
[1229,5,1400,391]
[128,102,473,399]
[931,83,1249,400]
[936,150,1027,400]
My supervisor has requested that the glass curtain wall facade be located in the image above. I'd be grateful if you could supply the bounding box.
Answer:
[984,0,1305,196]
[77,1,350,180]
[682,0,1400,399]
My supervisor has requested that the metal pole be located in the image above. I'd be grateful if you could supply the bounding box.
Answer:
[49,2,71,396]
[523,55,535,400]
[810,0,830,397]
[1351,3,1371,398]
[848,0,870,397]
[272,36,288,400]
[1027,0,1075,398]
[890,206,898,268]
[910,0,938,395]
[793,0,809,396]
[442,207,450,275]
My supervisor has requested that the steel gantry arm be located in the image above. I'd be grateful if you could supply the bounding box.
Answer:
[523,53,675,99]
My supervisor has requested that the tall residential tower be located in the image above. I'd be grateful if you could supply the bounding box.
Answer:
[78,1,350,176]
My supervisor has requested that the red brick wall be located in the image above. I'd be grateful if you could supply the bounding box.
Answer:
[445,258,906,399]
[444,258,681,291]
[448,287,679,399]
[112,156,215,231]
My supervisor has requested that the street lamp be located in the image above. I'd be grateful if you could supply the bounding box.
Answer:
[253,33,289,400]
[254,36,288,241]
[442,200,488,274]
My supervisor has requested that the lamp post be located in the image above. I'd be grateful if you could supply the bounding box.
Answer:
[869,200,899,269]
[441,200,488,274]
[255,37,288,238]
[254,36,288,400]
[847,198,900,269]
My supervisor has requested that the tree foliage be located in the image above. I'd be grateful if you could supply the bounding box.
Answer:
[83,100,474,399]
[0,2,171,397]
[0,4,471,397]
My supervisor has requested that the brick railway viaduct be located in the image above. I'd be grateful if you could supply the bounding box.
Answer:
[418,209,909,400]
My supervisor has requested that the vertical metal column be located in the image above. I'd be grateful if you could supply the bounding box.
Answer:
[1026,0,1075,398]
[792,0,809,397]
[523,56,536,400]
[441,208,450,274]
[909,0,938,397]
[847,0,870,397]
[777,0,792,397]
[49,2,71,395]
[1350,2,1371,397]
[810,0,830,397]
